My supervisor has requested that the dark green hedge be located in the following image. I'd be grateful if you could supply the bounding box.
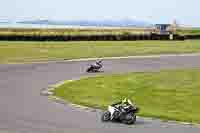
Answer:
[0,34,185,41]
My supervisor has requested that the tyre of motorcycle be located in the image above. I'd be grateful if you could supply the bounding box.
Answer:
[101,111,111,122]
[122,113,136,125]
[86,66,93,72]
[93,69,98,72]
[112,110,121,120]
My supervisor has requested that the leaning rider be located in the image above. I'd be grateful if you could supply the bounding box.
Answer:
[112,98,133,107]
[93,60,102,68]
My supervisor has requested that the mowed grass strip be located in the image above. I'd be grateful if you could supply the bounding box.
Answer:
[1,40,200,63]
[54,69,200,123]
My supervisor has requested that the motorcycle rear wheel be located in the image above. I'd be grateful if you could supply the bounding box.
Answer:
[122,114,136,125]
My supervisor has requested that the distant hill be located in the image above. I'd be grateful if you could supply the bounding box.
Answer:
[17,19,152,27]
[0,20,11,24]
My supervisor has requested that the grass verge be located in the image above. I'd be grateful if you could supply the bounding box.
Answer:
[1,40,200,63]
[53,69,200,124]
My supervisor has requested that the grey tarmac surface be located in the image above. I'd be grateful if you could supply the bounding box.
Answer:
[1,54,200,133]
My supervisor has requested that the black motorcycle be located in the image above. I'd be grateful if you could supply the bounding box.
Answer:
[86,60,103,73]
[101,102,139,124]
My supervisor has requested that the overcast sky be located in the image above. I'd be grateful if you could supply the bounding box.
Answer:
[0,0,199,26]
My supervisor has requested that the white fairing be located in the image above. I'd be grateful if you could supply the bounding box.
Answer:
[108,105,115,118]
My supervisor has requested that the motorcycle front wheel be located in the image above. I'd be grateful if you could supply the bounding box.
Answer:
[101,111,111,122]
[86,67,92,72]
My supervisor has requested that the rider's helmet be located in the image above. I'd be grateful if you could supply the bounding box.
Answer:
[98,59,102,63]
[96,59,102,65]
[122,98,133,106]
[122,98,128,105]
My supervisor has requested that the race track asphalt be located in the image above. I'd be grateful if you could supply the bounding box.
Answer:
[1,54,200,133]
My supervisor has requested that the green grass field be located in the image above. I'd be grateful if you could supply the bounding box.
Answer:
[53,69,200,123]
[1,40,200,63]
[177,28,200,35]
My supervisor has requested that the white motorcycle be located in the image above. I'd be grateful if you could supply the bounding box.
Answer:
[101,99,139,124]
[86,60,103,73]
